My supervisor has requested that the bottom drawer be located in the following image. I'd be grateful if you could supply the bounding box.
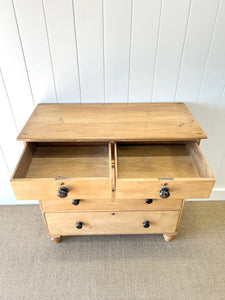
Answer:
[45,211,180,236]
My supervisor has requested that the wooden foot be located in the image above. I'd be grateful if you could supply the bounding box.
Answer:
[50,236,62,243]
[163,234,176,242]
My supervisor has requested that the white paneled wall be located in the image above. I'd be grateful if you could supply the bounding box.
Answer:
[0,0,225,204]
[152,0,191,101]
[44,0,81,102]
[104,0,132,102]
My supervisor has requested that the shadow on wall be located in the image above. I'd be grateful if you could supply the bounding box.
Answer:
[185,101,225,187]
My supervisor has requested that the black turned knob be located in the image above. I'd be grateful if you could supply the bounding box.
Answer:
[159,187,170,199]
[72,199,80,206]
[143,220,150,228]
[57,187,68,198]
[145,198,153,204]
[76,222,83,229]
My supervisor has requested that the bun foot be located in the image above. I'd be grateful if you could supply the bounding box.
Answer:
[163,234,175,242]
[50,236,62,243]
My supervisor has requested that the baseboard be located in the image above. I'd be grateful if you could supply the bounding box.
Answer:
[0,194,38,205]
[186,188,225,201]
[0,188,224,205]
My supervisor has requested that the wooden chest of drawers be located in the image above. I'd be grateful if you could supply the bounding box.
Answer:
[10,103,215,242]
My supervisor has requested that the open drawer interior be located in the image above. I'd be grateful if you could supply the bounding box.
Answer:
[115,142,214,180]
[12,142,111,179]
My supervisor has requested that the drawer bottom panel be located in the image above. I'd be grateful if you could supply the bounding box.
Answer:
[45,211,180,236]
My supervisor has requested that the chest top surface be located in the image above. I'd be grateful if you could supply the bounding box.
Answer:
[17,103,206,142]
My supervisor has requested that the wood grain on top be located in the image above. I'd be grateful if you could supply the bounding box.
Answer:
[17,103,207,142]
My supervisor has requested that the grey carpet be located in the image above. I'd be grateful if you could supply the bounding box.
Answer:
[0,201,225,300]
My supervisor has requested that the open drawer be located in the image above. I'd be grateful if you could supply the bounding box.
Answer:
[115,142,215,199]
[10,143,112,200]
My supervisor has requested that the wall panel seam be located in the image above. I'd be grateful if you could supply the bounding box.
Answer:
[127,0,134,103]
[174,0,193,102]
[11,0,35,107]
[0,145,11,177]
[150,0,163,102]
[72,0,82,103]
[196,0,221,103]
[42,0,58,103]
[0,69,19,133]
[102,0,106,103]
[205,85,225,159]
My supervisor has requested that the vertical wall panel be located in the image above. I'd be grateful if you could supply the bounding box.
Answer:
[75,0,104,102]
[104,0,132,102]
[43,0,81,102]
[13,0,57,104]
[175,0,220,102]
[0,0,34,132]
[129,0,161,102]
[195,0,225,156]
[0,72,22,174]
[216,150,225,188]
[206,89,225,187]
[152,0,191,101]
[198,0,225,103]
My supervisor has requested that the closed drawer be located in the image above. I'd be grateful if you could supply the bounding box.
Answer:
[45,211,180,235]
[41,198,182,212]
[10,143,112,200]
[115,142,215,199]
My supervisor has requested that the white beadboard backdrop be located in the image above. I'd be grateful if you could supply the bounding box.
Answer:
[0,0,225,204]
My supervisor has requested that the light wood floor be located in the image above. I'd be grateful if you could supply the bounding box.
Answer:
[0,201,224,300]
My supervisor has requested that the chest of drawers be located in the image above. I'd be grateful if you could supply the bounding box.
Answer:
[10,103,215,242]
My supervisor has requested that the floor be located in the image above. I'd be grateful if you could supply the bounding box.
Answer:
[0,201,225,300]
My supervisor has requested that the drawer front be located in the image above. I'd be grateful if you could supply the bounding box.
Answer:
[11,178,112,200]
[41,198,182,212]
[45,211,180,235]
[115,179,215,200]
[10,142,112,200]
